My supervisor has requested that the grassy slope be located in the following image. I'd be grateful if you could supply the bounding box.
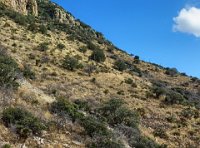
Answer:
[0,2,200,148]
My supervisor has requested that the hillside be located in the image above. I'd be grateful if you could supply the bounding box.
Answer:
[0,0,199,147]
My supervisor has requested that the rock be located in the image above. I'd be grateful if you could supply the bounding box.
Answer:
[0,0,38,16]
[54,7,75,24]
[72,140,82,146]
[33,137,44,145]
[63,144,70,148]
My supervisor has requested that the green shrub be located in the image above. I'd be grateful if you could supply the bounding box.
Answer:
[0,54,19,89]
[2,107,45,138]
[153,128,168,139]
[164,91,186,105]
[153,87,167,98]
[134,55,140,64]
[79,46,87,53]
[51,98,83,122]
[90,49,106,62]
[125,78,133,84]
[99,99,139,128]
[37,42,49,52]
[62,55,80,71]
[114,60,127,71]
[80,116,110,137]
[28,23,37,32]
[165,68,178,77]
[2,144,11,148]
[74,99,91,111]
[23,65,36,80]
[57,43,65,50]
[38,25,48,34]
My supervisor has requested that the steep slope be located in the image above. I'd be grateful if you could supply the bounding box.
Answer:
[0,0,199,148]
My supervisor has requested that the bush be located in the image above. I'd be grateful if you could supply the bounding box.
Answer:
[153,128,168,139]
[114,60,127,71]
[38,25,48,34]
[74,99,91,111]
[57,43,65,50]
[125,78,133,84]
[134,56,140,64]
[164,91,186,105]
[84,64,96,76]
[62,55,80,71]
[0,54,19,89]
[90,49,106,62]
[51,98,83,122]
[80,116,110,137]
[2,144,11,148]
[165,68,178,77]
[23,65,36,80]
[2,107,45,138]
[37,42,49,52]
[99,99,139,128]
[28,23,37,32]
[79,46,87,53]
[153,87,167,98]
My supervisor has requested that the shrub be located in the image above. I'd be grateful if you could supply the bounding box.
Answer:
[164,91,186,105]
[2,107,45,138]
[165,68,178,77]
[79,46,87,53]
[62,55,80,71]
[153,128,168,139]
[80,116,110,137]
[2,144,11,148]
[23,65,36,80]
[38,25,48,34]
[51,98,83,122]
[74,99,91,111]
[114,60,127,71]
[134,55,140,64]
[0,54,19,89]
[84,64,96,76]
[57,43,65,50]
[90,49,106,62]
[37,42,49,52]
[125,78,133,84]
[153,87,167,98]
[28,23,37,32]
[99,99,139,128]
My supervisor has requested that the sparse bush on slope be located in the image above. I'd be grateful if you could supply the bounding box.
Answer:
[0,52,19,89]
[90,49,106,62]
[2,107,46,138]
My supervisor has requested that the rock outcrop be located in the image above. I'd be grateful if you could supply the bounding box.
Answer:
[54,6,75,24]
[0,0,38,16]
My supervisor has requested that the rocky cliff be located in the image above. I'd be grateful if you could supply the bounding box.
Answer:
[0,0,38,16]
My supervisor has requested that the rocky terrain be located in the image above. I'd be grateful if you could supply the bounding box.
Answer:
[0,0,199,148]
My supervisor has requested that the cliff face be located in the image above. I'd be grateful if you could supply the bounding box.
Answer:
[0,0,38,16]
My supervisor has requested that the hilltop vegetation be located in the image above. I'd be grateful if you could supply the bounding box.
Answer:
[0,1,199,147]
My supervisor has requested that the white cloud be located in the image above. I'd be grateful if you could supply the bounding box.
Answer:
[173,7,200,37]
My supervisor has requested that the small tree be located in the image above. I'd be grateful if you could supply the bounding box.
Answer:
[90,49,106,62]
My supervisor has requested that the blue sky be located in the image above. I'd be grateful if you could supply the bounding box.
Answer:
[52,0,200,77]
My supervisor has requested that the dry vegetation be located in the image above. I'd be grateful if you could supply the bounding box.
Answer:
[0,1,199,148]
